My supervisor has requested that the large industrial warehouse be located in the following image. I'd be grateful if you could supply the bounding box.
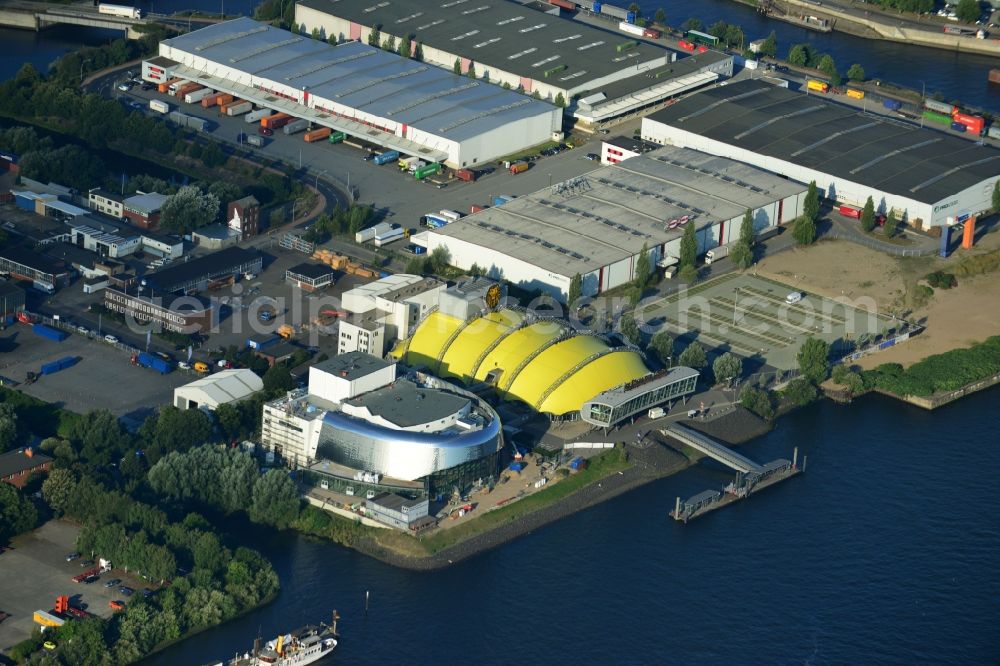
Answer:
[417,146,806,299]
[145,18,561,167]
[641,79,1000,229]
[294,0,733,125]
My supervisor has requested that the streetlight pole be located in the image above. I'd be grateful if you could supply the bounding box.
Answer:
[314,169,327,191]
[918,79,926,128]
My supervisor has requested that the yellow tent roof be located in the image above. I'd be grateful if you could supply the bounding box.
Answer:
[538,350,649,415]
[404,311,462,369]
[475,320,567,390]
[439,309,523,380]
[506,335,608,408]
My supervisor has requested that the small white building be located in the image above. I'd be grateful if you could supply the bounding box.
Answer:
[340,274,445,350]
[338,316,387,358]
[173,368,264,411]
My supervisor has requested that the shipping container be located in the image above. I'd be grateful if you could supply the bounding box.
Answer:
[846,88,865,100]
[373,150,400,165]
[988,125,1000,141]
[951,121,967,132]
[175,82,200,99]
[923,99,955,115]
[32,323,68,342]
[470,204,486,214]
[223,100,253,116]
[247,335,282,350]
[167,79,191,95]
[40,356,77,376]
[439,210,463,223]
[214,93,234,107]
[149,99,170,114]
[600,3,629,20]
[549,0,575,10]
[413,162,442,179]
[509,161,530,174]
[261,112,292,129]
[355,222,393,243]
[283,119,309,135]
[643,27,661,39]
[184,87,215,104]
[247,135,264,148]
[168,111,189,126]
[187,117,209,132]
[201,94,219,108]
[456,168,476,182]
[244,108,272,124]
[882,98,902,111]
[922,110,952,125]
[304,127,332,142]
[677,40,696,51]
[158,77,182,94]
[618,21,645,37]
[493,194,514,206]
[422,214,449,229]
[806,79,829,93]
[328,131,347,144]
[952,111,984,134]
[838,204,863,219]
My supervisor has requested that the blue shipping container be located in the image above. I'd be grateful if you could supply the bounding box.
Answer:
[950,121,966,132]
[939,226,951,258]
[246,335,282,350]
[138,352,172,374]
[626,10,636,23]
[492,195,514,207]
[32,323,68,342]
[509,462,525,472]
[373,150,400,165]
[15,193,34,210]
[39,356,77,376]
[883,99,902,111]
[593,2,602,14]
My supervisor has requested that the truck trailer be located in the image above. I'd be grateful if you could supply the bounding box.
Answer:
[184,87,215,104]
[704,243,732,264]
[149,99,170,114]
[133,352,173,374]
[223,100,253,117]
[356,222,393,243]
[283,119,309,135]
[244,108,272,124]
[304,127,332,142]
[261,113,292,129]
[32,323,68,342]
[373,150,400,166]
[373,227,404,247]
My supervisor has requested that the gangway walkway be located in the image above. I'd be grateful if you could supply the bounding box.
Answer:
[662,423,763,474]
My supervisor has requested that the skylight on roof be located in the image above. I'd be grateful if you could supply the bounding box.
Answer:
[577,41,604,51]
[497,16,524,25]
[363,2,390,13]
[508,48,537,60]
[531,55,559,67]
[474,37,502,48]
[451,30,481,41]
[461,5,490,15]
[519,23,546,33]
[552,34,581,43]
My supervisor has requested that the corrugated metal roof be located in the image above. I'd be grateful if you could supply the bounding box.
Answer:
[175,369,264,407]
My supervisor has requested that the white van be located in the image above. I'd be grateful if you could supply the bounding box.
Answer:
[785,291,803,304]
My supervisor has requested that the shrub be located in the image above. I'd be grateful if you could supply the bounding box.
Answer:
[740,385,774,421]
[925,271,957,289]
[783,377,818,406]
[863,336,1000,396]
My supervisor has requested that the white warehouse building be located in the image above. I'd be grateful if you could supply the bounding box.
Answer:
[144,18,561,168]
[416,145,806,300]
[641,79,1000,229]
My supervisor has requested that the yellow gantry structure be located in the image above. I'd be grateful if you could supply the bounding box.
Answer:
[403,308,651,417]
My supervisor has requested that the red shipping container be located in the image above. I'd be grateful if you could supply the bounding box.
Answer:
[470,204,486,214]
[678,40,695,51]
[838,205,863,219]
[952,112,984,133]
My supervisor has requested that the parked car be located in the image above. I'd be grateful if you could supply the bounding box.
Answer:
[119,587,134,597]
[140,82,154,91]
[65,552,80,562]
[117,83,131,92]
[585,153,599,161]
[104,578,122,588]
[80,559,95,568]
[104,334,119,344]
[76,325,90,335]
[141,588,154,598]
[178,361,191,370]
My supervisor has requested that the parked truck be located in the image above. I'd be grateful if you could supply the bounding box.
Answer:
[456,168,476,182]
[184,87,215,104]
[373,227,404,247]
[283,119,309,135]
[355,222,393,243]
[244,108,272,124]
[158,77,182,94]
[837,204,863,219]
[261,112,292,130]
[149,99,170,114]
[509,161,530,175]
[223,100,253,116]
[133,352,173,374]
[304,127,332,142]
[413,162,441,179]
[327,131,347,144]
[247,135,265,148]
[648,407,666,419]
[175,82,200,99]
[32,323,68,342]
[373,150,400,166]
[704,243,732,264]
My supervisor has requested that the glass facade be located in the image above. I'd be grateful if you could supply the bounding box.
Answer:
[581,369,699,427]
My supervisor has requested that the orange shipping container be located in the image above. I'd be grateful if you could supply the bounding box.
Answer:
[201,94,218,108]
[261,112,291,129]
[304,127,332,142]
[219,99,245,114]
[176,82,200,98]
[215,93,234,107]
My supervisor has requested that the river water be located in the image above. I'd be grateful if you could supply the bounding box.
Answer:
[144,386,1000,665]
[1,0,998,111]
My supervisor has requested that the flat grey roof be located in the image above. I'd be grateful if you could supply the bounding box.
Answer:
[123,192,168,214]
[161,18,556,144]
[646,79,1000,205]
[346,379,470,428]
[369,492,424,511]
[297,0,669,89]
[431,145,805,275]
[314,351,392,381]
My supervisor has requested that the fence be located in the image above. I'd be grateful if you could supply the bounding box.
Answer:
[39,315,140,356]
[825,228,938,257]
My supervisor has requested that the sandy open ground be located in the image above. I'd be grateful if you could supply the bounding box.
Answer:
[755,234,1000,368]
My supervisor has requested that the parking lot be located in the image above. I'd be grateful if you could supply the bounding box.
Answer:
[0,521,144,654]
[641,273,895,371]
[0,324,189,423]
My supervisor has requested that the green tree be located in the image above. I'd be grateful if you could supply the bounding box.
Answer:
[42,468,77,517]
[405,257,425,275]
[730,208,755,269]
[783,377,818,406]
[262,365,295,394]
[681,18,703,32]
[955,0,981,22]
[846,63,865,82]
[804,180,820,223]
[290,22,299,35]
[678,342,707,370]
[620,311,641,345]
[159,186,220,234]
[883,209,899,238]
[649,330,674,366]
[760,31,777,58]
[992,180,999,212]
[382,35,396,52]
[817,54,840,86]
[367,26,380,46]
[655,8,666,25]
[453,58,462,75]
[634,243,651,289]
[740,385,774,420]
[792,215,816,245]
[250,470,300,528]
[554,92,566,108]
[0,483,37,542]
[568,273,583,308]
[860,196,876,232]
[429,245,451,273]
[680,219,698,269]
[679,264,698,284]
[712,352,743,386]
[787,43,811,67]
[468,262,484,277]
[398,35,412,58]
[466,62,477,79]
[797,337,832,383]
[414,40,424,61]
[310,27,320,40]
[0,403,18,452]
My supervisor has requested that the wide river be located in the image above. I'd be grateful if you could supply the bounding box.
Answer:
[0,0,998,111]
[144,387,1000,665]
